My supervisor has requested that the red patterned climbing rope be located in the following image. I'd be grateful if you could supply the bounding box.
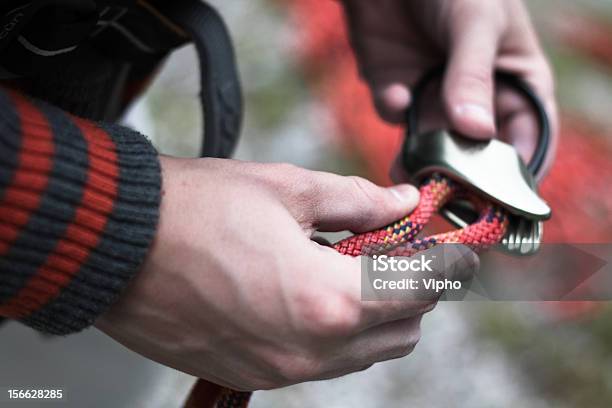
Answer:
[186,173,509,408]
[334,175,508,257]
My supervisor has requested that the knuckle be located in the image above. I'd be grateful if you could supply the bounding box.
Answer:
[451,0,497,26]
[348,176,384,216]
[450,0,488,29]
[451,2,475,22]
[402,330,421,356]
[414,300,437,315]
[428,264,447,282]
[533,58,556,97]
[294,290,362,338]
[285,166,318,200]
[390,328,421,360]
[270,163,305,188]
[274,162,301,175]
[263,163,321,219]
[355,363,375,374]
[267,352,321,385]
[349,175,377,199]
[460,68,492,93]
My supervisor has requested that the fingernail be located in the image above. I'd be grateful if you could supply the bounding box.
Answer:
[454,103,495,130]
[382,84,411,111]
[389,184,419,205]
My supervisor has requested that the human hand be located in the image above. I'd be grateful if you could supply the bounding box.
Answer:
[343,0,558,176]
[95,157,477,391]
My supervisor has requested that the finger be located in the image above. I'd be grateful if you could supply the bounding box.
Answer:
[535,99,558,180]
[497,0,559,148]
[443,11,499,139]
[347,315,422,365]
[296,171,420,233]
[376,81,412,124]
[359,244,478,329]
[494,58,559,179]
[512,62,559,180]
[295,244,476,342]
[496,85,539,163]
[493,0,559,178]
[356,51,423,123]
[343,0,433,124]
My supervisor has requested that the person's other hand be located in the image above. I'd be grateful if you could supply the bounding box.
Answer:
[95,157,477,391]
[343,0,558,176]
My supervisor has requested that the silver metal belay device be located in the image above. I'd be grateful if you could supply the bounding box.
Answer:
[403,68,553,255]
[402,130,552,255]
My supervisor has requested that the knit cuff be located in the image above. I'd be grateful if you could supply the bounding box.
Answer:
[0,89,161,335]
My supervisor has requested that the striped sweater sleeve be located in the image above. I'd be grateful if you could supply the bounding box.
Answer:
[0,87,161,335]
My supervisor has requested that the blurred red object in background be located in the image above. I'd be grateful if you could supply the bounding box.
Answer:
[553,11,612,69]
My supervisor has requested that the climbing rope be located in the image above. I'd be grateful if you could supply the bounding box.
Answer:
[185,173,509,408]
[334,174,508,257]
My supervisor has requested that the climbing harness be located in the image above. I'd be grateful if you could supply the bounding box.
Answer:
[0,0,242,158]
[184,69,552,407]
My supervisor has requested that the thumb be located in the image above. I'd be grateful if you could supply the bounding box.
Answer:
[443,14,499,140]
[300,172,420,233]
[406,244,479,302]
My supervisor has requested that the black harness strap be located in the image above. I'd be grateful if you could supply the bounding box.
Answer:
[0,0,243,159]
[151,0,243,158]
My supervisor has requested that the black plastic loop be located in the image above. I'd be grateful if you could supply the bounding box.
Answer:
[406,66,550,176]
[156,0,243,158]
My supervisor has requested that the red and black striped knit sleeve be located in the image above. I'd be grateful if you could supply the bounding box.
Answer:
[0,86,161,335]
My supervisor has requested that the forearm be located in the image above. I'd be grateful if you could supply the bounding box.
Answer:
[0,87,161,335]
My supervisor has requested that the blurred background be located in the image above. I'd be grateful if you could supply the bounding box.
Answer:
[3,0,612,407]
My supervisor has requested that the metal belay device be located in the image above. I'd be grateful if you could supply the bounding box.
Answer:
[402,68,552,255]
[402,129,551,255]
